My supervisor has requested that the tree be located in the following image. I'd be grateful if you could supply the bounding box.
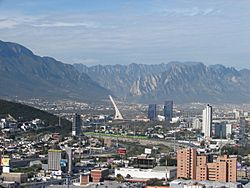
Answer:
[125,174,131,179]
[166,158,177,166]
[146,178,164,186]
[200,140,205,148]
[115,174,124,183]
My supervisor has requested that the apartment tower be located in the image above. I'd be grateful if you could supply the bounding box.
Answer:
[177,148,237,182]
[148,104,157,121]
[164,100,173,121]
[202,104,212,138]
[48,149,62,171]
[177,148,197,179]
[72,113,81,136]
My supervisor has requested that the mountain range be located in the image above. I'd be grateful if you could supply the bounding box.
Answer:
[74,62,250,103]
[0,40,110,101]
[1,40,250,103]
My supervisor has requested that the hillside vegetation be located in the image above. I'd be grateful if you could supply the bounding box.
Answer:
[0,99,71,136]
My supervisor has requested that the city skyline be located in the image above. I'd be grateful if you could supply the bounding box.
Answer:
[0,0,250,69]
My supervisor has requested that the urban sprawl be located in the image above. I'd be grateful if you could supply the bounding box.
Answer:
[0,97,250,188]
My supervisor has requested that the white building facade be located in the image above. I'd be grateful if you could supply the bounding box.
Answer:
[115,166,177,180]
[202,104,212,138]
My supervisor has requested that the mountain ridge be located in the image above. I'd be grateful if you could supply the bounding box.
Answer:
[1,40,249,104]
[74,62,250,103]
[0,40,110,101]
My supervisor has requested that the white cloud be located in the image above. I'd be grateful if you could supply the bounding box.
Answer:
[0,19,18,29]
[162,7,220,17]
[32,21,98,28]
[0,14,99,29]
[0,1,248,68]
[0,15,43,29]
[71,58,99,65]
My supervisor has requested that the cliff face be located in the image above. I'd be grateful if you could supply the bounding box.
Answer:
[75,62,250,103]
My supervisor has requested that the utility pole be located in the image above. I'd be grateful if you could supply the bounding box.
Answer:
[59,115,61,127]
[174,130,176,153]
[133,121,135,139]
[65,173,70,188]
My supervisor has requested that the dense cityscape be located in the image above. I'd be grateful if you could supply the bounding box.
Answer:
[0,96,250,188]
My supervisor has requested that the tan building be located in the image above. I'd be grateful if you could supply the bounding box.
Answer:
[217,155,237,182]
[196,155,207,181]
[80,172,90,185]
[90,168,109,183]
[2,173,27,183]
[207,161,227,182]
[177,148,237,182]
[177,148,197,179]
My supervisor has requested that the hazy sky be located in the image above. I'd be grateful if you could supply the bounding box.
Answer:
[0,0,250,69]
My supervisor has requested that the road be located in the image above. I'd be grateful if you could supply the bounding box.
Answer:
[85,133,185,149]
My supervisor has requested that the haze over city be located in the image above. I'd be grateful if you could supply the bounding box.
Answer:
[0,0,250,69]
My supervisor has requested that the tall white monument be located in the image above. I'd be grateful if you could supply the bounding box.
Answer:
[109,95,124,120]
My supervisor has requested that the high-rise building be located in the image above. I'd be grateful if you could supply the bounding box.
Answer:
[177,148,197,179]
[196,155,208,181]
[192,118,202,130]
[206,155,237,182]
[164,100,173,121]
[65,147,72,174]
[72,113,81,136]
[177,148,237,182]
[233,109,241,119]
[202,104,212,138]
[214,123,226,139]
[239,117,246,144]
[148,104,157,121]
[222,156,237,182]
[226,124,232,139]
[48,149,62,171]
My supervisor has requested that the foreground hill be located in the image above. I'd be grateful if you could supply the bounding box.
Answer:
[75,62,250,103]
[0,99,71,135]
[0,40,110,101]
